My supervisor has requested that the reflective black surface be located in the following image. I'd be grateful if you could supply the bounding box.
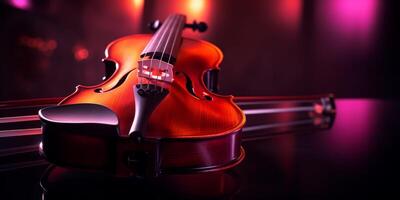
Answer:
[0,99,398,199]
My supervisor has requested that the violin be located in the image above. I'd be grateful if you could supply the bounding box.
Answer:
[38,14,246,176]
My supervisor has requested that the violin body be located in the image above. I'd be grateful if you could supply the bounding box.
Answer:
[63,34,244,138]
[40,34,245,176]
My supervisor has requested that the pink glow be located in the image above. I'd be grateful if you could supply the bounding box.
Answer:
[8,0,31,10]
[326,99,381,160]
[333,0,378,30]
[322,0,379,46]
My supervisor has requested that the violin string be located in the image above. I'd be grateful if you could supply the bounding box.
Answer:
[138,30,155,86]
[158,14,180,92]
[125,15,178,134]
[149,15,177,89]
[166,15,184,73]
[138,15,172,86]
[124,16,176,135]
[154,15,177,89]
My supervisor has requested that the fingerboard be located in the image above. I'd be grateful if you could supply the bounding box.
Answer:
[140,14,186,64]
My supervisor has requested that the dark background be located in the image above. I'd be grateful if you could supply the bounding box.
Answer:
[0,0,399,101]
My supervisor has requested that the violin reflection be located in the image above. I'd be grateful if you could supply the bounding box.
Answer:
[40,165,241,200]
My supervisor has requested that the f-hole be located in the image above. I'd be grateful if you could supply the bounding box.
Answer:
[102,59,117,81]
[175,71,200,99]
[95,70,133,93]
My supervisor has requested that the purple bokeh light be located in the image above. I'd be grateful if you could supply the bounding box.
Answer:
[8,0,31,10]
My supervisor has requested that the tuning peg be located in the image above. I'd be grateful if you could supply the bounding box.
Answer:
[185,21,208,32]
[148,20,162,32]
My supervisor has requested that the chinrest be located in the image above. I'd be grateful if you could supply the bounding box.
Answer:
[39,104,120,170]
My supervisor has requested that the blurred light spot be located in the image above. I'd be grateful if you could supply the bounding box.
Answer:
[313,117,323,126]
[188,0,205,16]
[320,0,379,47]
[334,0,378,31]
[73,45,89,61]
[132,0,143,8]
[276,0,302,30]
[8,0,31,10]
[19,35,57,54]
[129,0,145,32]
[47,40,58,51]
[314,104,324,115]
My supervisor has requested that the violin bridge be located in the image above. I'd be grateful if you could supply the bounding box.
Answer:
[137,59,174,83]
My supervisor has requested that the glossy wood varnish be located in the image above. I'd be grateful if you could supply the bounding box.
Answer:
[61,34,245,139]
[55,34,246,174]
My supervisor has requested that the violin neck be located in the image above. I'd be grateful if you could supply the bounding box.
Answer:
[141,14,186,64]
